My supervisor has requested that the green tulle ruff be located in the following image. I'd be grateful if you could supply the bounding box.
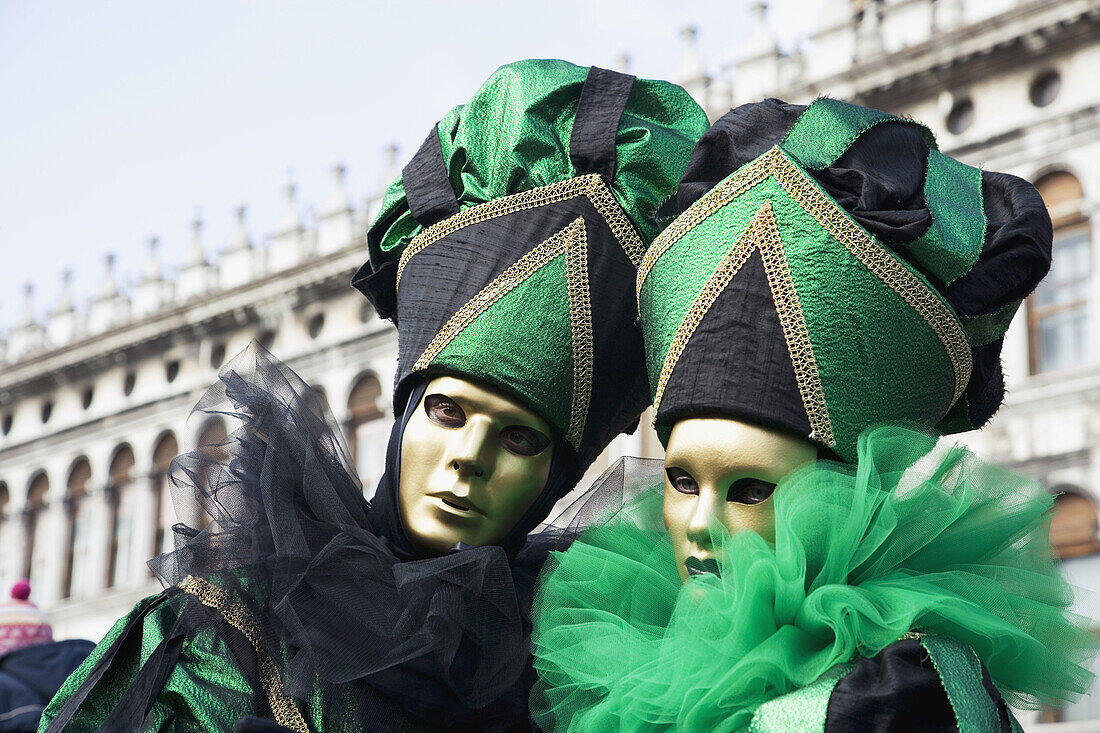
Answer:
[530,426,1097,732]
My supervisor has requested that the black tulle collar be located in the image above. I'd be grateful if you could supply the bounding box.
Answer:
[155,346,574,730]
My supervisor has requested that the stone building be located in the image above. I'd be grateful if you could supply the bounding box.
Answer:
[1,0,1098,727]
[0,166,407,642]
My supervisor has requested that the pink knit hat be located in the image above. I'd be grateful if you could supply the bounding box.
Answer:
[0,580,53,655]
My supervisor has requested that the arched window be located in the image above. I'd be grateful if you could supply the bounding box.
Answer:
[1050,487,1100,559]
[152,432,179,559]
[1031,171,1090,373]
[197,418,228,454]
[190,418,227,527]
[106,445,136,588]
[22,472,49,585]
[62,458,93,598]
[347,373,387,498]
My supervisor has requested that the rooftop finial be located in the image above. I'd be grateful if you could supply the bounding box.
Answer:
[135,234,172,315]
[186,210,206,267]
[676,23,709,105]
[387,143,404,177]
[324,162,352,217]
[752,0,768,23]
[278,173,303,233]
[18,282,35,327]
[142,235,162,283]
[227,204,252,251]
[98,252,119,299]
[739,0,779,63]
[678,25,705,77]
[55,268,74,312]
[615,52,631,73]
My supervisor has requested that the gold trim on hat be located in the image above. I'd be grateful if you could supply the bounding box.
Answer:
[180,576,309,733]
[396,173,644,291]
[565,222,594,448]
[651,203,835,446]
[640,146,972,408]
[413,218,593,451]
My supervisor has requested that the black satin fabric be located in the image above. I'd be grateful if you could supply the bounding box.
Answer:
[152,344,579,731]
[824,638,1015,733]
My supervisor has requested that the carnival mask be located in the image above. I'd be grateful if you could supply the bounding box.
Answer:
[398,376,554,556]
[662,418,815,582]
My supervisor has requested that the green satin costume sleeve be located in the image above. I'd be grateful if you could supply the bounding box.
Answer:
[38,588,261,732]
[37,582,419,732]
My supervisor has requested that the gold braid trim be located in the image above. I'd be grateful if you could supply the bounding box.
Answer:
[638,152,772,297]
[413,218,591,450]
[565,222,593,449]
[640,146,971,406]
[650,203,836,446]
[179,577,310,733]
[754,203,835,447]
[396,173,644,291]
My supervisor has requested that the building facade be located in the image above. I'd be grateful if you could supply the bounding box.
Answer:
[0,167,410,642]
[1,0,1098,727]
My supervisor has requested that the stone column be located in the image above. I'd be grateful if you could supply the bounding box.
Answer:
[0,513,26,590]
[83,487,113,593]
[33,501,68,604]
[128,474,160,583]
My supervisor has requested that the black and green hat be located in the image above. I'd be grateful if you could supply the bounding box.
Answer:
[638,97,1052,461]
[356,59,708,474]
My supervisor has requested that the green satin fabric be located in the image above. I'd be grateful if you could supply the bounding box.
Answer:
[368,59,708,266]
[39,592,255,732]
[780,98,985,289]
[37,590,374,732]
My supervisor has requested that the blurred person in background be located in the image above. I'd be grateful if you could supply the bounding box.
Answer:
[0,581,91,733]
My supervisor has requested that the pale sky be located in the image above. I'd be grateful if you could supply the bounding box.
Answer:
[0,1,824,333]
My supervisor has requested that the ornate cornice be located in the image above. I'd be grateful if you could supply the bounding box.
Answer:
[0,246,367,399]
[777,0,1100,107]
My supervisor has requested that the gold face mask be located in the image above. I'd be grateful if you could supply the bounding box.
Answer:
[662,418,815,583]
[398,376,554,557]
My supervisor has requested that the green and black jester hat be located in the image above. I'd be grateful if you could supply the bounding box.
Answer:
[356,60,708,498]
[639,97,1052,461]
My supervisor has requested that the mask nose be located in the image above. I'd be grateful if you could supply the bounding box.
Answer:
[685,491,717,551]
[446,417,495,481]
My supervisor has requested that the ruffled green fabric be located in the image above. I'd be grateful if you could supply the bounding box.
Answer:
[531,426,1097,732]
[367,58,709,267]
